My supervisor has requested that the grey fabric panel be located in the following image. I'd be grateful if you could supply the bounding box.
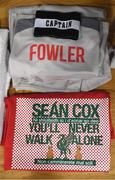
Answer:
[15,19,34,34]
[81,17,100,31]
[15,17,100,34]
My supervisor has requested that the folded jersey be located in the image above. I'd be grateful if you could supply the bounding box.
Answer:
[0,29,9,143]
[9,5,111,92]
[3,91,114,171]
[9,5,106,46]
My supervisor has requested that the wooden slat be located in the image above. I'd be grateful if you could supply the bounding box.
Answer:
[0,0,115,6]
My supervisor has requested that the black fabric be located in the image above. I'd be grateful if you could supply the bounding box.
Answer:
[35,10,81,21]
[34,28,79,40]
[34,10,81,40]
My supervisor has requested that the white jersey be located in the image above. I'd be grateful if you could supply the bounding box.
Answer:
[0,29,9,142]
[9,5,111,92]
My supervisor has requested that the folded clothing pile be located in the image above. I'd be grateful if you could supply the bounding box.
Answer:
[9,5,111,92]
[0,29,9,143]
[0,5,114,173]
[2,91,114,172]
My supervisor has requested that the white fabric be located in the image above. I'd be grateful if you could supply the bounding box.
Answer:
[34,18,80,30]
[0,29,9,143]
[9,5,106,47]
[9,5,111,92]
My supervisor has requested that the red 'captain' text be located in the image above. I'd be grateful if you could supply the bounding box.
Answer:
[29,44,85,63]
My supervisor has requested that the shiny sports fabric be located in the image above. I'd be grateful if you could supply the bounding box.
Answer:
[3,91,114,171]
[0,29,9,143]
[9,5,111,92]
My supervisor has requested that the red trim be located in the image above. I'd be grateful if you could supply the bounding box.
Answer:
[11,91,109,99]
[109,94,115,139]
[4,97,17,170]
[1,98,10,145]
[4,91,113,171]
